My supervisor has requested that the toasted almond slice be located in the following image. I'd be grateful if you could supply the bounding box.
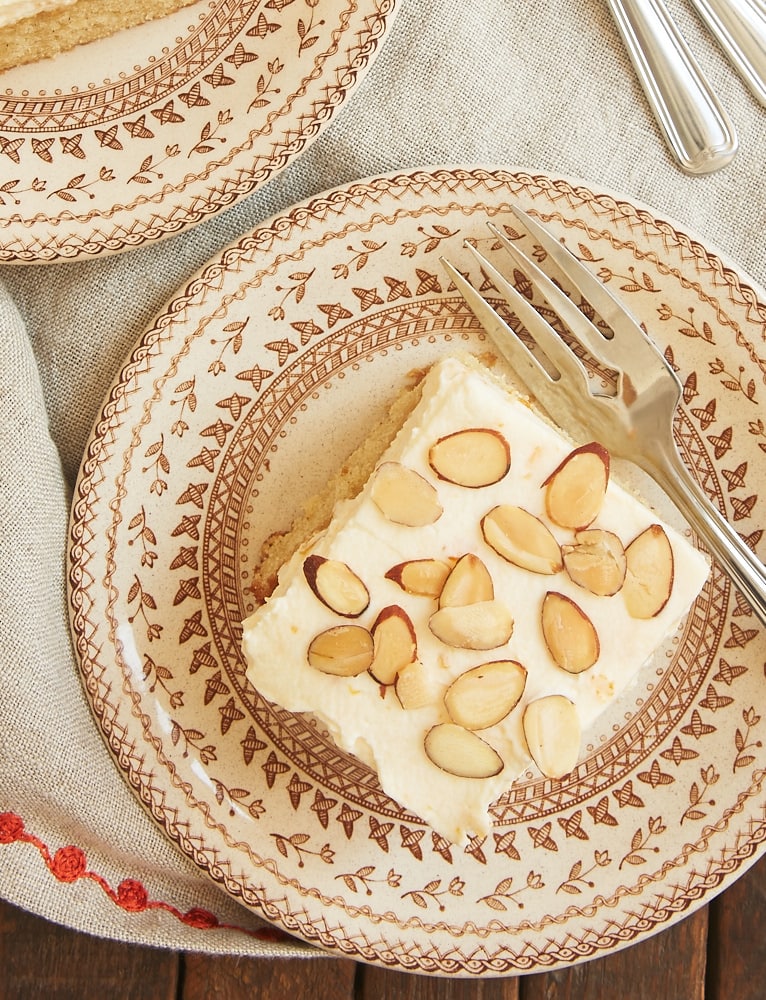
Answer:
[438,553,494,607]
[428,428,511,488]
[562,528,627,596]
[543,442,610,530]
[370,461,443,527]
[395,659,441,710]
[302,555,370,617]
[444,659,527,730]
[429,600,514,650]
[307,625,374,676]
[523,695,581,778]
[369,605,418,685]
[424,723,504,778]
[481,504,563,574]
[541,591,599,673]
[385,558,454,597]
[623,524,675,619]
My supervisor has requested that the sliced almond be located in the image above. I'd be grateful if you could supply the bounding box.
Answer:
[444,659,527,730]
[623,524,675,619]
[481,504,562,574]
[428,428,511,488]
[369,605,417,685]
[302,555,370,617]
[424,723,504,778]
[395,659,441,710]
[370,462,443,527]
[541,591,599,673]
[307,625,374,676]
[523,695,581,778]
[562,528,627,596]
[543,442,610,530]
[429,600,514,650]
[438,553,494,607]
[385,558,453,598]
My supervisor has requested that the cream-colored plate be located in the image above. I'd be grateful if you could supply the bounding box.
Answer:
[0,0,397,262]
[68,168,766,975]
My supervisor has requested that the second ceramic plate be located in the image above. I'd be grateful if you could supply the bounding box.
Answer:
[69,167,766,975]
[0,0,397,262]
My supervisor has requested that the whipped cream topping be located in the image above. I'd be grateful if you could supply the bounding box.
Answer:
[242,356,710,844]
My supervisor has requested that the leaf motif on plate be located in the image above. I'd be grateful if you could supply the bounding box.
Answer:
[636,760,674,788]
[240,726,267,766]
[179,609,208,643]
[493,830,520,859]
[219,697,245,735]
[336,804,363,839]
[612,781,644,809]
[262,751,289,788]
[173,576,201,606]
[586,796,618,826]
[557,810,588,840]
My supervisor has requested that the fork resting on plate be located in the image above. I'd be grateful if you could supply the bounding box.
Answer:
[441,207,766,625]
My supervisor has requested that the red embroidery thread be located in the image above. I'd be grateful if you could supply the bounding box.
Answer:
[0,811,287,943]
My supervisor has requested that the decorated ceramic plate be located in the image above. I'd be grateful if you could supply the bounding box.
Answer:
[68,167,766,976]
[0,0,397,263]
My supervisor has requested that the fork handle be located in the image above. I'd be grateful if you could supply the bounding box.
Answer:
[648,437,766,624]
[607,0,738,173]
[688,0,766,106]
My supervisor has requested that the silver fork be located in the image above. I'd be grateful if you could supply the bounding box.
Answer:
[441,207,766,625]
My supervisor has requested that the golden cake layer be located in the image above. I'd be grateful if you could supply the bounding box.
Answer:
[0,0,198,72]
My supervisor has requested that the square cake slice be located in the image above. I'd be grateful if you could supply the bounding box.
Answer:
[241,355,710,844]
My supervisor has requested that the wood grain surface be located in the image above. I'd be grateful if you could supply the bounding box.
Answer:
[2,854,765,999]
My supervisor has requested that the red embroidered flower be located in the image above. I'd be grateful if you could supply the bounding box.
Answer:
[181,907,220,930]
[50,845,87,883]
[0,812,24,844]
[116,878,149,912]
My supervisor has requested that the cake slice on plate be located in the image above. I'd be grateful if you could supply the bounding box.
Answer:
[241,355,710,844]
[0,0,199,72]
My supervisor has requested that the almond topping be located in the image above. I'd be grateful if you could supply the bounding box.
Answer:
[395,659,441,710]
[424,723,504,778]
[562,529,627,596]
[385,558,453,598]
[444,659,527,730]
[481,504,562,574]
[541,591,599,673]
[370,461,443,527]
[369,605,417,685]
[544,442,610,530]
[429,600,514,650]
[438,553,494,607]
[307,625,374,676]
[428,428,511,488]
[523,695,581,778]
[302,555,370,617]
[623,524,675,619]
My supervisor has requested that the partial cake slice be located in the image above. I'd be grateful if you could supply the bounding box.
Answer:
[241,355,710,844]
[0,0,199,73]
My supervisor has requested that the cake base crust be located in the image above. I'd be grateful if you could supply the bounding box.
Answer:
[0,0,198,72]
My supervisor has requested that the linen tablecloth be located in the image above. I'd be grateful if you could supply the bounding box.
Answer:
[1,0,764,956]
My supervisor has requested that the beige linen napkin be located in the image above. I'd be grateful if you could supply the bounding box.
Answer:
[1,0,765,955]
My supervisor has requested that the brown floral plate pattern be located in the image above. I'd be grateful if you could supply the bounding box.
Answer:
[68,167,766,976]
[0,0,397,263]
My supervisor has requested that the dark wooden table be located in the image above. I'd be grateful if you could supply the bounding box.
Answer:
[2,852,765,999]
